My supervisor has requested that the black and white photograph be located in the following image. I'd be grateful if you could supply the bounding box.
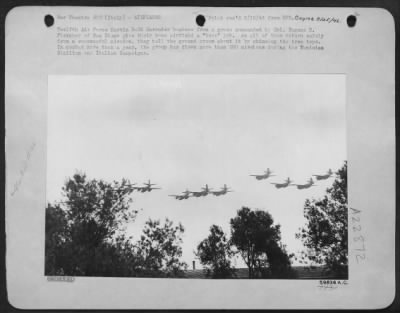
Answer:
[45,74,348,279]
[5,6,395,309]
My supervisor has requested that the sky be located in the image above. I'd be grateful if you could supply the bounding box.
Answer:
[47,74,346,269]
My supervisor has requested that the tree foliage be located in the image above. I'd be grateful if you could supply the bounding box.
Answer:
[296,162,348,276]
[196,225,236,278]
[45,173,187,277]
[45,204,70,275]
[230,207,293,278]
[135,219,187,277]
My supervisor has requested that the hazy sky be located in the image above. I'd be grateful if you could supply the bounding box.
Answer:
[48,74,346,268]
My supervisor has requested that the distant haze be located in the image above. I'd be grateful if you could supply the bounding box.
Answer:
[48,75,346,268]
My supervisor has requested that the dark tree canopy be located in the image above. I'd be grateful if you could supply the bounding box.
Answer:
[45,173,138,276]
[45,204,70,275]
[196,225,236,278]
[135,219,187,277]
[296,162,348,276]
[230,207,293,278]
[45,173,187,277]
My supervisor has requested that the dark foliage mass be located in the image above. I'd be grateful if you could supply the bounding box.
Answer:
[196,225,236,278]
[45,173,187,277]
[46,163,348,279]
[196,207,295,279]
[230,207,295,278]
[296,162,348,277]
[135,219,187,277]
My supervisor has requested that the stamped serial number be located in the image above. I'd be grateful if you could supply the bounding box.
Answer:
[47,276,75,282]
[318,280,348,290]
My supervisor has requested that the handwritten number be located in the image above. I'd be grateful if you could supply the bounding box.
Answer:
[352,225,361,232]
[353,235,364,242]
[350,207,361,214]
[355,245,366,251]
[356,254,365,263]
[351,208,366,263]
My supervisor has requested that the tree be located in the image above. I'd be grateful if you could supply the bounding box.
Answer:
[46,173,188,277]
[230,207,292,278]
[196,225,236,278]
[135,218,187,277]
[45,172,139,276]
[296,162,348,276]
[45,204,69,275]
[264,241,294,278]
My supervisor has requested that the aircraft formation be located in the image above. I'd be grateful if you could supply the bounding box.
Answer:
[112,180,161,194]
[169,184,233,200]
[114,168,335,201]
[54,167,339,209]
[250,168,336,190]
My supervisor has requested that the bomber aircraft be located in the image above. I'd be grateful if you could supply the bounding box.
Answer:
[250,168,275,180]
[169,190,191,200]
[135,180,161,192]
[271,177,293,189]
[111,183,137,194]
[312,169,334,180]
[190,184,212,197]
[292,177,316,190]
[211,184,233,196]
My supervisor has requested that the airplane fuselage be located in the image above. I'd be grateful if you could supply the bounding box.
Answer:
[213,191,225,196]
[136,186,155,192]
[274,183,289,188]
[192,191,207,197]
[170,193,190,200]
[253,173,272,180]
[314,174,331,180]
[296,183,313,189]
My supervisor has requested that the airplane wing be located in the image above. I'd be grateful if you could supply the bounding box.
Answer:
[312,175,323,180]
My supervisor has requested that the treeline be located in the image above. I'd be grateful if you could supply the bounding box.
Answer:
[296,161,348,277]
[196,207,295,278]
[196,161,348,279]
[46,161,347,279]
[45,174,187,277]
